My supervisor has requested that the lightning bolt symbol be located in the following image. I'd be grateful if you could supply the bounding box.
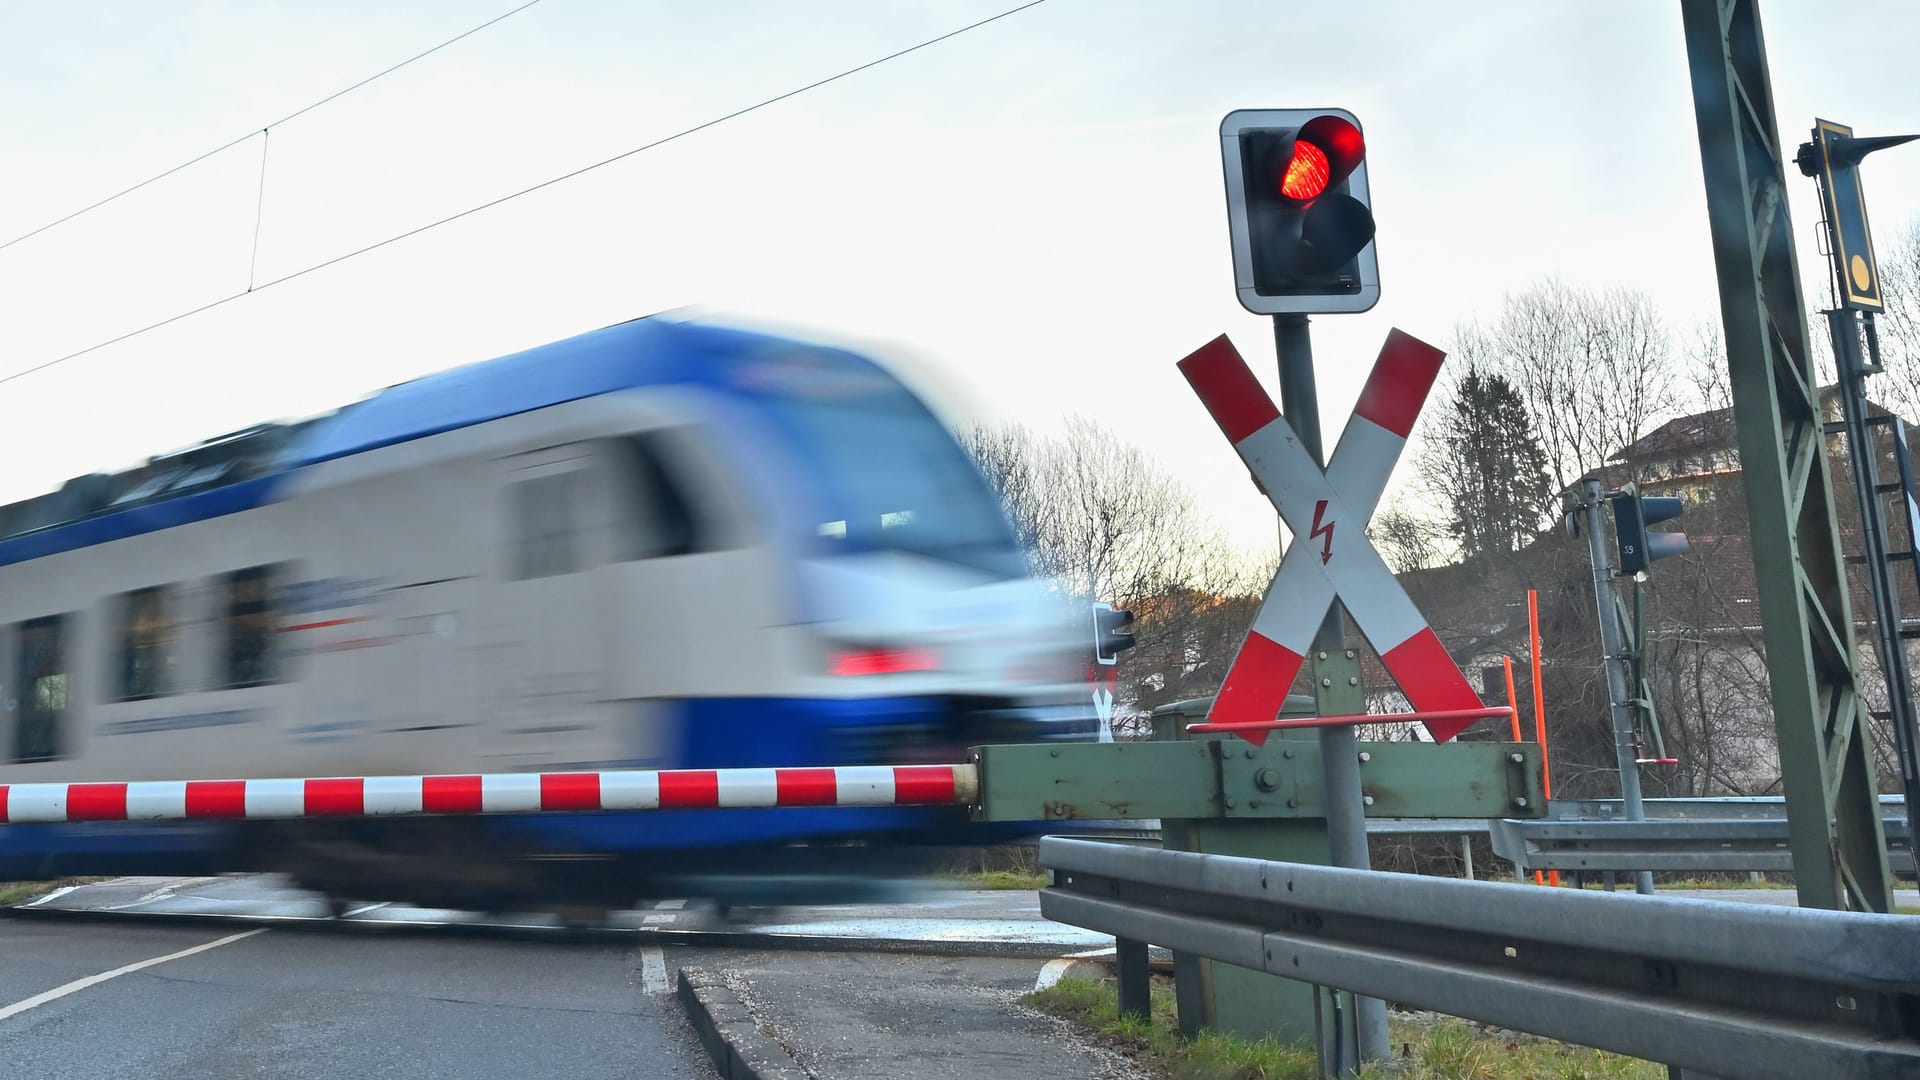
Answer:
[1310,499,1335,565]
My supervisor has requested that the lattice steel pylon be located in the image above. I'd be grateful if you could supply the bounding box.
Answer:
[1680,0,1894,911]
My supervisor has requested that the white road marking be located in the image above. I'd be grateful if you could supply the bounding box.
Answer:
[1033,946,1119,992]
[102,877,223,912]
[0,928,267,1023]
[19,885,80,909]
[342,902,391,918]
[642,913,675,924]
[640,947,667,994]
[656,899,687,910]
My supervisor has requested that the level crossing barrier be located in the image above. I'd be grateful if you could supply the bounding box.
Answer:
[0,764,975,822]
[1038,835,1920,1080]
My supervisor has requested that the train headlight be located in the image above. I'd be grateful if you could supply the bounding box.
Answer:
[828,646,940,677]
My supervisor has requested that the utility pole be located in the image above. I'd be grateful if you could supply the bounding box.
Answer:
[1574,478,1655,896]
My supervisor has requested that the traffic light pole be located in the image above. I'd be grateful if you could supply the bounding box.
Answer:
[1826,309,1920,850]
[1272,312,1390,1067]
[1577,479,1655,896]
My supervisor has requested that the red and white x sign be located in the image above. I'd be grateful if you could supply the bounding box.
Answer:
[1178,329,1483,743]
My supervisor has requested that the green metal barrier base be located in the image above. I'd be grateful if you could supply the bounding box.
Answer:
[970,733,1546,1049]
[970,738,1544,824]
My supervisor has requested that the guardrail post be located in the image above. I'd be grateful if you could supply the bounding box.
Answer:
[1115,938,1150,1021]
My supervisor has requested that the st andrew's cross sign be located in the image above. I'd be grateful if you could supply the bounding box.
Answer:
[1177,329,1485,743]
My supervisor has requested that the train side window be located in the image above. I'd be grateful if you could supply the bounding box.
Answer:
[222,566,278,688]
[616,433,707,559]
[14,615,67,763]
[511,472,578,579]
[116,585,176,700]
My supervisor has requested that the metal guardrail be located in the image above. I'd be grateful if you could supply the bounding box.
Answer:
[1038,836,1920,1080]
[1490,815,1916,876]
[1543,795,1907,821]
[1141,798,1919,881]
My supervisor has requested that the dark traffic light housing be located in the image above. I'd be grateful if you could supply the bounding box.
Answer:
[1092,603,1134,665]
[1220,108,1379,314]
[1611,484,1689,576]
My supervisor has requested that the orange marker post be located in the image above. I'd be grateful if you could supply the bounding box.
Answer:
[1527,590,1559,886]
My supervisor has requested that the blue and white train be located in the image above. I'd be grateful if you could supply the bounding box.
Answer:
[0,315,1097,911]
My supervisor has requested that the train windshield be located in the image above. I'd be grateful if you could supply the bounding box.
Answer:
[740,359,1022,577]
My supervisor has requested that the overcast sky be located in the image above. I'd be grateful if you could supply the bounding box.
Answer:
[2,0,1916,556]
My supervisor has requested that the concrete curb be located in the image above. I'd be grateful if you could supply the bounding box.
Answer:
[676,967,809,1080]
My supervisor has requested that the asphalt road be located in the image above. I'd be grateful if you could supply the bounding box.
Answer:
[0,908,714,1080]
[0,876,1134,1080]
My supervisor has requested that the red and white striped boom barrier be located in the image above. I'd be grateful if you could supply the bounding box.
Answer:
[0,764,978,824]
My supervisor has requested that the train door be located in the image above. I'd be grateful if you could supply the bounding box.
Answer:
[374,576,477,772]
[491,444,614,770]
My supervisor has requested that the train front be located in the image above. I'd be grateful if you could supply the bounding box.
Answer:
[741,340,1102,806]
[633,337,1109,893]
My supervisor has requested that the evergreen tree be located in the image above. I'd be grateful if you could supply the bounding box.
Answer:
[1424,368,1552,559]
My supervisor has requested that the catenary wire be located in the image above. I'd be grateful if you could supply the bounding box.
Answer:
[0,0,1049,388]
[0,0,548,256]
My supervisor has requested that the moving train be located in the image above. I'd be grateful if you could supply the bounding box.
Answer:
[0,314,1099,912]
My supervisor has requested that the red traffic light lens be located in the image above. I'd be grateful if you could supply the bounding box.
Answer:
[1279,142,1330,200]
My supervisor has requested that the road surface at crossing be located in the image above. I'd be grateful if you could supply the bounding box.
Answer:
[0,876,1135,1080]
[0,908,713,1079]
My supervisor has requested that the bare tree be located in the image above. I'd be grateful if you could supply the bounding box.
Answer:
[958,417,1272,731]
[1458,280,1679,489]
[1368,498,1449,574]
[1874,214,1920,420]
[1683,320,1732,415]
[955,424,1045,562]
[1042,416,1225,603]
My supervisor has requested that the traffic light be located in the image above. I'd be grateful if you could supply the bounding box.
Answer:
[1795,120,1918,312]
[1092,603,1134,665]
[1610,484,1689,576]
[1219,108,1379,314]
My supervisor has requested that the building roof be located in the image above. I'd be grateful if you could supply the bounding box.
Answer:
[1612,405,1739,460]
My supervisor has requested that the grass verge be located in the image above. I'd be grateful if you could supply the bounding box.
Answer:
[1654,877,1793,890]
[939,869,1050,890]
[0,881,66,907]
[1023,977,1662,1080]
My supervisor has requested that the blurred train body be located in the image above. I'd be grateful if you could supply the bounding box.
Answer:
[0,315,1096,910]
